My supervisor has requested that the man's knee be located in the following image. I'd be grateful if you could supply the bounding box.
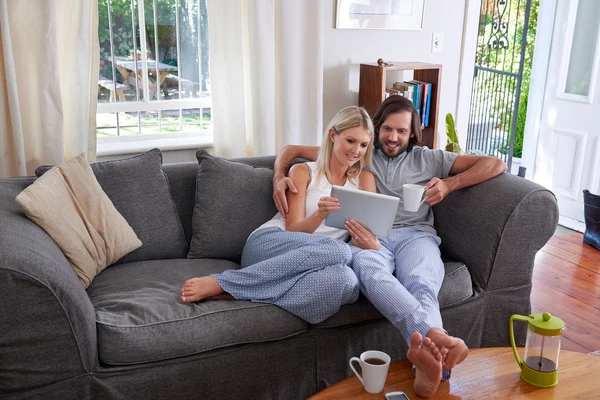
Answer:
[351,249,387,275]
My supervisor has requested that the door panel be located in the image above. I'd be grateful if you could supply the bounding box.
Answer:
[533,0,600,230]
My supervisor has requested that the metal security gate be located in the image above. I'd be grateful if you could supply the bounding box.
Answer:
[466,0,533,170]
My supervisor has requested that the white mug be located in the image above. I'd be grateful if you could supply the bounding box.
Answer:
[403,183,427,212]
[349,350,391,393]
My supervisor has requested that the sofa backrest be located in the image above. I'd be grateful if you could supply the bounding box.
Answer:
[162,155,277,245]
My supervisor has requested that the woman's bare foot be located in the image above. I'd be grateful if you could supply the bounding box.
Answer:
[205,293,234,301]
[407,332,442,398]
[426,327,469,370]
[181,276,224,303]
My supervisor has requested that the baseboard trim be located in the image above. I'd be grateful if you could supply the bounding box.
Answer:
[558,216,585,233]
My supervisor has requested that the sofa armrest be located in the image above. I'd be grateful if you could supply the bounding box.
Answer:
[0,179,97,395]
[433,173,558,292]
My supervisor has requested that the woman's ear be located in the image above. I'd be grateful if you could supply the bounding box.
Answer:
[329,128,336,142]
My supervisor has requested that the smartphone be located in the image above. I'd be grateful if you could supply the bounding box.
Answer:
[384,392,410,400]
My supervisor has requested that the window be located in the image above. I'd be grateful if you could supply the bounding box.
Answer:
[97,0,210,142]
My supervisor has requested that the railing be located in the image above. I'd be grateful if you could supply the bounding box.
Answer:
[466,0,534,170]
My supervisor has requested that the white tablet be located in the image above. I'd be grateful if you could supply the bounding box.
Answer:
[325,185,399,238]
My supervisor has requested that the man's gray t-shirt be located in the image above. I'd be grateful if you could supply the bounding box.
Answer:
[372,146,458,236]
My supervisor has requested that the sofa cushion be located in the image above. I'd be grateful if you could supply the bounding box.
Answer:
[314,261,473,328]
[15,154,141,287]
[187,150,278,262]
[36,149,189,264]
[88,258,307,365]
[438,261,473,307]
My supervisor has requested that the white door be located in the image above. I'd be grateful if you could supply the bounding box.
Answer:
[531,0,600,231]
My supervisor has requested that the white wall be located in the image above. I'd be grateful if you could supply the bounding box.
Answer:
[323,0,467,149]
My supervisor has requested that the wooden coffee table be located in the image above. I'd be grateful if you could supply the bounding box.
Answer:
[309,347,600,399]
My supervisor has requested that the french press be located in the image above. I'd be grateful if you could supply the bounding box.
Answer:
[509,312,565,388]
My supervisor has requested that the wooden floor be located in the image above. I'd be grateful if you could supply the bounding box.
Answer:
[530,226,600,353]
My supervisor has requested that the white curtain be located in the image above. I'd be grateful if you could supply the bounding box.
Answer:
[207,0,323,158]
[0,0,99,178]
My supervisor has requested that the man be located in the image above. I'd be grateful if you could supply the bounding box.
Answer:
[272,95,507,397]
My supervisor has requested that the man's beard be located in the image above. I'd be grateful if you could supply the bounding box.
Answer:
[379,139,408,158]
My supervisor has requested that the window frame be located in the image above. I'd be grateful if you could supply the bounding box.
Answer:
[96,0,211,145]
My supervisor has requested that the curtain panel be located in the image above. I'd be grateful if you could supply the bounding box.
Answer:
[0,0,99,178]
[207,0,323,158]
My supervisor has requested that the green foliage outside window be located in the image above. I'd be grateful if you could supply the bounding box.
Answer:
[97,0,210,91]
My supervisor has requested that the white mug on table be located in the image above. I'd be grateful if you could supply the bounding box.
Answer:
[349,350,391,393]
[403,183,428,212]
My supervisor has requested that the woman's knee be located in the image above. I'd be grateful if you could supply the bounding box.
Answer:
[340,266,360,303]
[317,266,359,309]
[314,237,352,264]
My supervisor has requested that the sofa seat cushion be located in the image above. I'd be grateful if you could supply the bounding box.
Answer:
[314,261,473,328]
[438,261,473,308]
[88,259,308,365]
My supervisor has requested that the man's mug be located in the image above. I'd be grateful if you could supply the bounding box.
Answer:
[349,350,391,393]
[403,184,427,212]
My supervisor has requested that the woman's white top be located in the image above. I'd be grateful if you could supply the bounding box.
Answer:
[251,162,359,241]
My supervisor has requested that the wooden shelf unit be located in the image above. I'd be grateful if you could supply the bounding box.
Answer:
[358,62,442,149]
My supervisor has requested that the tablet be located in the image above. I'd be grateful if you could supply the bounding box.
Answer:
[325,185,399,238]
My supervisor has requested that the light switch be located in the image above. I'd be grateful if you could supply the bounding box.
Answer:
[432,32,444,53]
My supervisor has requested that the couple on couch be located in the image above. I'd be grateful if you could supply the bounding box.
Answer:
[181,95,506,397]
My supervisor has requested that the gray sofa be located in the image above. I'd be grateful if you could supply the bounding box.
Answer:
[0,150,558,400]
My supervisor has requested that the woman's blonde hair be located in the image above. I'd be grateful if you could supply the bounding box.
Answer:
[315,106,374,186]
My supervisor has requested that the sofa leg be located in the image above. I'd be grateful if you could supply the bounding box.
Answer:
[583,189,600,251]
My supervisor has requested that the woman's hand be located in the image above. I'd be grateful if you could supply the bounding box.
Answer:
[345,220,381,250]
[316,196,340,220]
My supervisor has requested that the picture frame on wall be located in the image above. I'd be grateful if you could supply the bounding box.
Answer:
[335,0,426,30]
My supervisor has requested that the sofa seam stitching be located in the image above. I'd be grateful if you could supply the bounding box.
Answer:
[100,326,308,365]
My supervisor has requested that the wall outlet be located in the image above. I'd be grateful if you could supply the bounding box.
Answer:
[432,32,444,53]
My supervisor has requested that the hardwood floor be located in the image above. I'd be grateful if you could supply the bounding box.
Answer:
[530,226,600,353]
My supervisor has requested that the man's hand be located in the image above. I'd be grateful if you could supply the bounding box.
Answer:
[423,177,451,207]
[273,174,297,218]
[345,220,381,250]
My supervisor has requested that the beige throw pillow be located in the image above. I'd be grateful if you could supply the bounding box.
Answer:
[16,154,142,288]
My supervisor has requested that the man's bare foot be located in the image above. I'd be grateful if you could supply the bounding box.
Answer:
[426,327,469,369]
[181,276,224,303]
[407,332,442,398]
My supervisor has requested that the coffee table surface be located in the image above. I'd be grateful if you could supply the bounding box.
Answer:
[309,347,600,399]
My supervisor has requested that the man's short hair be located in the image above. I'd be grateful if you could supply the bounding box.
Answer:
[372,95,422,152]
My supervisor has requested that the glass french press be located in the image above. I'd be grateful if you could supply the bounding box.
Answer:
[510,312,565,388]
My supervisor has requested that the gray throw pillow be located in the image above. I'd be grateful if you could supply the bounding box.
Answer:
[188,149,278,262]
[36,149,188,264]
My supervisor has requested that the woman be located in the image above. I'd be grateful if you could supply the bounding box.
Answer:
[181,106,380,324]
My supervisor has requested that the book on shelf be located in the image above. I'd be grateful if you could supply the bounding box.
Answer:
[389,80,431,127]
[392,82,413,101]
[386,80,432,127]
[408,80,432,127]
[384,88,399,99]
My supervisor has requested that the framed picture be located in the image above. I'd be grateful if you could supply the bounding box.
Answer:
[335,0,426,30]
